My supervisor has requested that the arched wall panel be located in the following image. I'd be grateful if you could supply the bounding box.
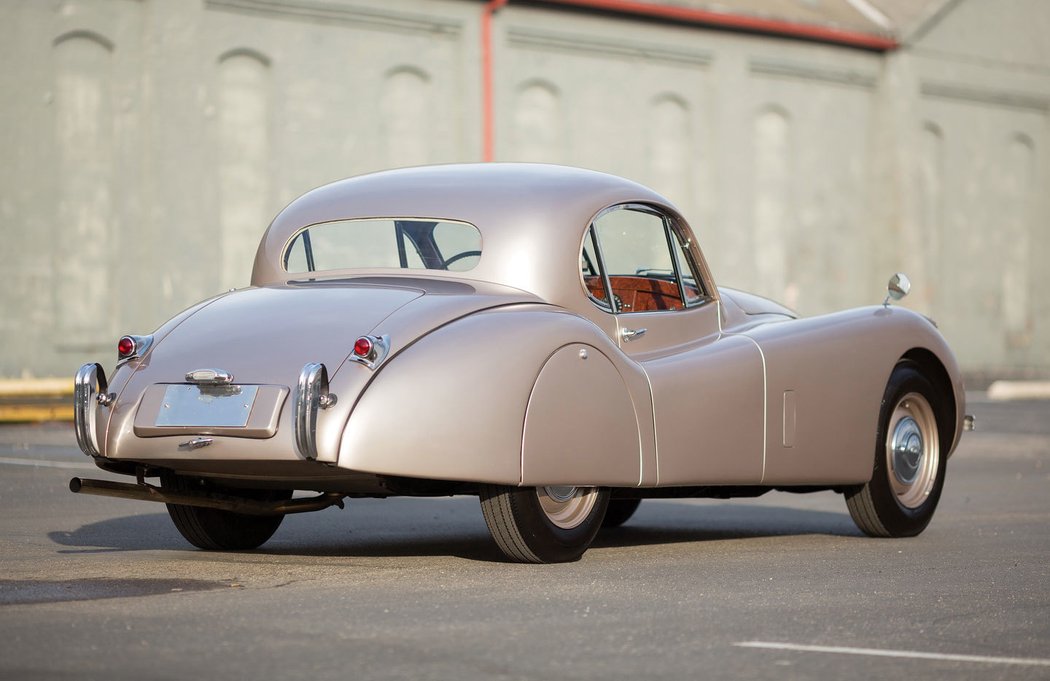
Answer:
[382,67,432,168]
[648,94,690,209]
[512,80,562,163]
[218,51,271,290]
[752,106,792,306]
[54,32,114,338]
[1001,134,1035,348]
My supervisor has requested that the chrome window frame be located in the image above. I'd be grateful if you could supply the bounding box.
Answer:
[580,203,713,315]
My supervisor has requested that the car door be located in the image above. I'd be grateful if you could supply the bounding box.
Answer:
[584,204,766,485]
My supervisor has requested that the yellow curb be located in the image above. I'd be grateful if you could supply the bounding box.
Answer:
[0,405,74,423]
[0,379,74,396]
[0,379,75,422]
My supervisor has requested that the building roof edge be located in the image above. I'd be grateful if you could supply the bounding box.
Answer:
[534,0,900,51]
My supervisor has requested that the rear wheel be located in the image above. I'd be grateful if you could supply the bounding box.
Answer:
[846,363,948,537]
[161,473,291,550]
[480,485,609,563]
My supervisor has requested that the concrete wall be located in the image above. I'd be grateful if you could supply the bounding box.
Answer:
[885,0,1050,373]
[0,0,1047,378]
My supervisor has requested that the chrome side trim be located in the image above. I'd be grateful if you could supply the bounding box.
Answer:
[348,334,391,369]
[74,363,109,457]
[293,363,336,460]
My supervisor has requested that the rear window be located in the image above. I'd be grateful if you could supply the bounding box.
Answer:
[284,218,482,273]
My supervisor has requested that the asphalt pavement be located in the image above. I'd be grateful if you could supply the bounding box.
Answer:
[0,393,1047,680]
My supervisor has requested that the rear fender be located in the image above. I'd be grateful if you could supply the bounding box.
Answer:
[101,293,233,459]
[337,306,650,486]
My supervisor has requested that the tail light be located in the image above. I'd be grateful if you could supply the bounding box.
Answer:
[353,336,373,358]
[349,334,390,369]
[117,337,135,358]
[117,334,153,365]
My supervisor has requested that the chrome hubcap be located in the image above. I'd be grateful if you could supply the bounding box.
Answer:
[885,392,940,509]
[891,418,924,485]
[537,486,598,530]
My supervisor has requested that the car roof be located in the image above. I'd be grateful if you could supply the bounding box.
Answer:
[251,163,682,309]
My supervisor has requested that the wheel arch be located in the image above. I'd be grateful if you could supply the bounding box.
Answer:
[899,347,960,456]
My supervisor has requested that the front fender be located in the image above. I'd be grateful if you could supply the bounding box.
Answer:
[746,305,966,484]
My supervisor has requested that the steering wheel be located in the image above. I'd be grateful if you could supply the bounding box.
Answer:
[441,250,482,268]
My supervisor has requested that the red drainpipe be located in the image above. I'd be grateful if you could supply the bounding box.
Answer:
[478,0,897,161]
[481,0,508,162]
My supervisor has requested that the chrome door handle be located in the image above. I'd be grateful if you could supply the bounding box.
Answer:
[621,327,647,342]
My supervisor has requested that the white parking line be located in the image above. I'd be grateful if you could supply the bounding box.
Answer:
[735,641,1050,668]
[0,456,96,471]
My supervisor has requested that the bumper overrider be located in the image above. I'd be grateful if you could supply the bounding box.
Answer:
[73,362,111,458]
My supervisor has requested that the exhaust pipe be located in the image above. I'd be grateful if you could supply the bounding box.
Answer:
[69,477,344,516]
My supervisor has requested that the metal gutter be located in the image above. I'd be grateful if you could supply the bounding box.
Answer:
[539,0,899,50]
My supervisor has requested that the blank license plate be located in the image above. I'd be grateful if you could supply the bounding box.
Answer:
[155,384,258,428]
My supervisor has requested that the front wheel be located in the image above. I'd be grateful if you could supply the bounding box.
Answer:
[845,363,948,537]
[161,473,291,550]
[479,485,609,563]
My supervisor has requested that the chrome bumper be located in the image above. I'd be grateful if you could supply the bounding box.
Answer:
[77,360,339,462]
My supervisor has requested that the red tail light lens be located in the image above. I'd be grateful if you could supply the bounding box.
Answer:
[353,337,373,358]
[348,334,388,368]
[116,334,153,363]
[117,336,136,358]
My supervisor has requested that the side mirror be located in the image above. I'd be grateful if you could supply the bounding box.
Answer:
[884,272,911,307]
